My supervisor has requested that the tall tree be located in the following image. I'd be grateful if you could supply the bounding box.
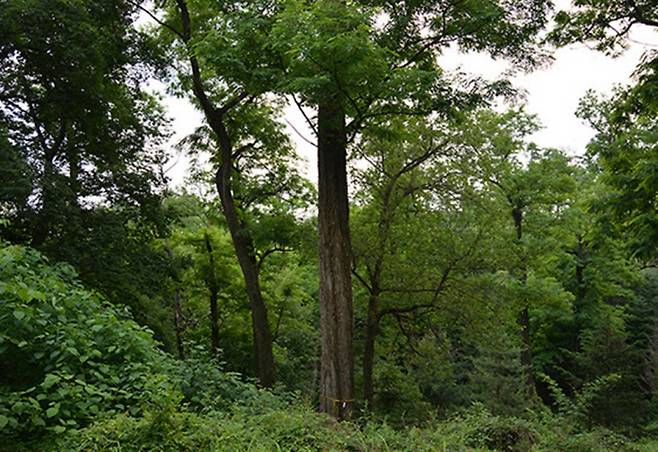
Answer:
[550,0,658,261]
[463,110,578,398]
[0,0,168,246]
[351,117,480,408]
[148,0,313,385]
[146,0,304,386]
[273,0,552,417]
[578,89,658,261]
[0,0,175,345]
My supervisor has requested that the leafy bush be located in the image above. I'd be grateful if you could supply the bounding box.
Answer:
[54,403,358,452]
[0,244,165,437]
[37,396,658,452]
[170,346,289,413]
[541,372,623,428]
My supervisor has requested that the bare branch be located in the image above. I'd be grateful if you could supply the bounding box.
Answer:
[285,118,318,148]
[292,94,318,137]
[352,268,374,293]
[127,0,185,39]
[257,246,291,272]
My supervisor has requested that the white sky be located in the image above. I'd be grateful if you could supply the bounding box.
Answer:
[157,5,658,189]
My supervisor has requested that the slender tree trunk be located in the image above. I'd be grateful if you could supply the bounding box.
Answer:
[174,0,275,387]
[32,150,56,246]
[575,240,587,307]
[173,287,186,360]
[573,238,587,351]
[362,214,387,410]
[317,100,355,419]
[512,206,535,398]
[363,291,380,408]
[215,163,275,387]
[518,305,534,396]
[209,288,220,355]
[204,232,220,356]
[165,245,186,360]
[359,163,417,410]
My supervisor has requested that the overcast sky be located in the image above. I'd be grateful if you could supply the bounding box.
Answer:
[154,4,658,188]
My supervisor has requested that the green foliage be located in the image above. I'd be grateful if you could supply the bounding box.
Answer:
[549,0,657,54]
[0,243,164,437]
[542,372,622,425]
[0,0,169,241]
[551,0,658,263]
[469,333,527,417]
[51,401,656,452]
[580,89,658,259]
[2,0,657,445]
[0,0,173,351]
[171,347,288,414]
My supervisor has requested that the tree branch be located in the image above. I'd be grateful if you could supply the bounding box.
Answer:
[257,246,290,272]
[128,0,184,39]
[352,268,374,293]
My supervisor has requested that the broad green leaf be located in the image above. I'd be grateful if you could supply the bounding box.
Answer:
[13,310,26,321]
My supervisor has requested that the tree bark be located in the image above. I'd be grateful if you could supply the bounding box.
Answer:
[165,244,186,360]
[215,158,275,387]
[512,205,535,399]
[317,100,355,419]
[575,238,587,312]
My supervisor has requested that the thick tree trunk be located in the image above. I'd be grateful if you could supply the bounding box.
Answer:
[317,100,355,419]
[512,206,535,399]
[363,291,380,409]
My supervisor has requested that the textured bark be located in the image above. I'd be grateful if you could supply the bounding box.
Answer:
[175,0,275,387]
[317,100,354,419]
[513,206,535,398]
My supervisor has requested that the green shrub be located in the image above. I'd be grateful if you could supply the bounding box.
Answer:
[43,400,658,452]
[170,346,289,414]
[0,244,165,437]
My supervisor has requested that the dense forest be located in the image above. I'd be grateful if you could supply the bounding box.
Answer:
[1,0,658,450]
